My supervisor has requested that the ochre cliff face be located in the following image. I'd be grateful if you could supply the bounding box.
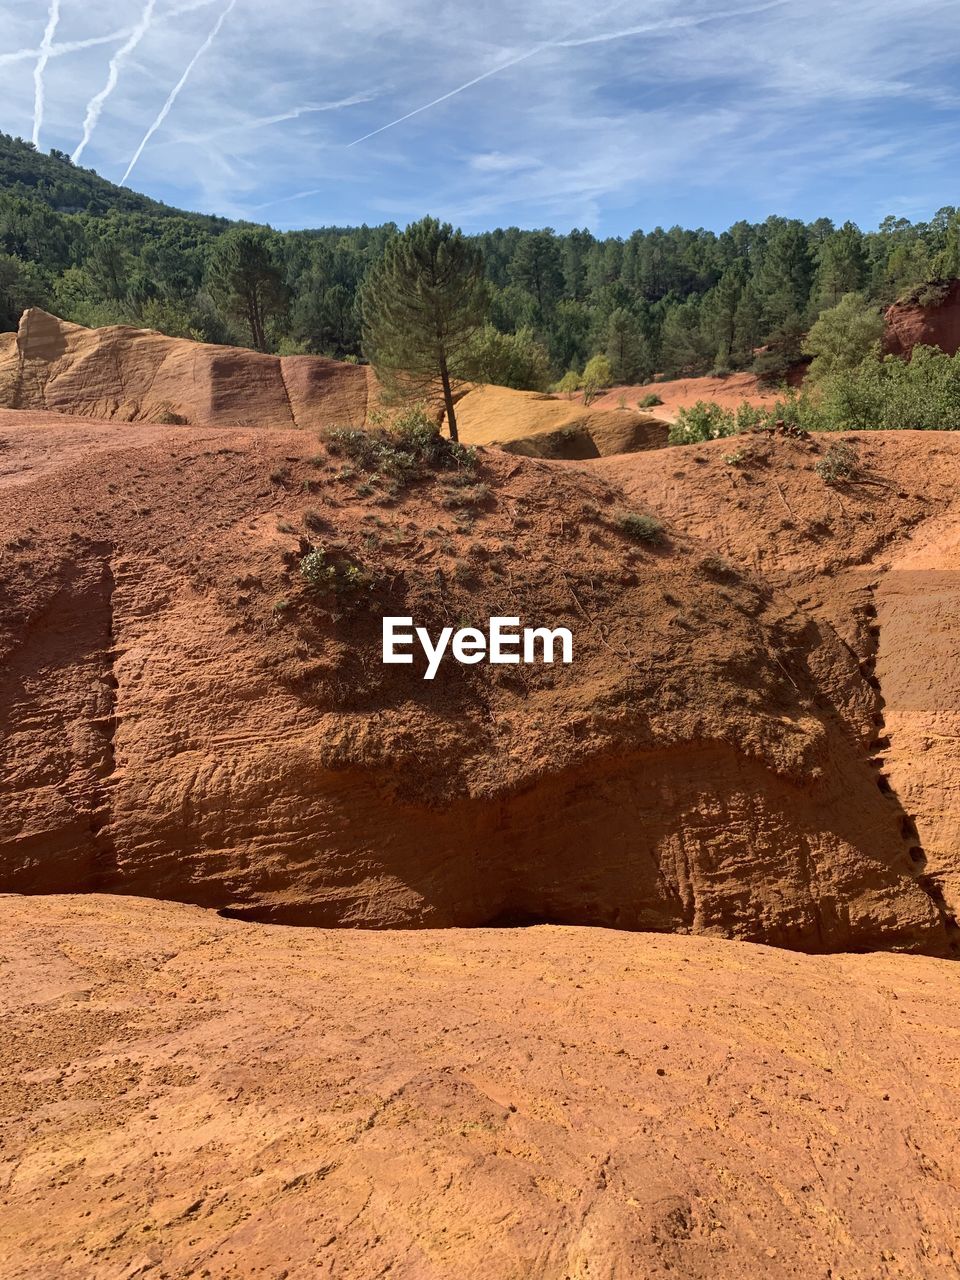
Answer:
[0,310,672,458]
[0,411,953,954]
[599,428,960,947]
[884,278,960,358]
[0,308,377,428]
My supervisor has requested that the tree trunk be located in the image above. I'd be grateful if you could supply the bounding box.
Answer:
[438,354,458,442]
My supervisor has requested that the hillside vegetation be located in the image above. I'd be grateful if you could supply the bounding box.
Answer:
[3,132,960,390]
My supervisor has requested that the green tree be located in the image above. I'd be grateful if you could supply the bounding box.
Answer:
[361,217,489,441]
[0,253,49,329]
[604,307,651,383]
[933,210,960,281]
[581,353,612,405]
[755,219,814,331]
[466,323,551,391]
[701,264,745,367]
[659,298,712,375]
[206,227,288,352]
[814,222,867,308]
[508,231,564,315]
[803,293,884,382]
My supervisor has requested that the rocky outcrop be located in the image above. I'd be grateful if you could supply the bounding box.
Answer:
[453,383,670,457]
[0,410,952,954]
[0,311,671,459]
[2,893,959,1280]
[884,278,960,358]
[0,308,377,428]
[597,428,960,943]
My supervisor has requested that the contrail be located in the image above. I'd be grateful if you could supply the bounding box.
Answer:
[258,0,632,210]
[184,93,375,145]
[1,1,216,68]
[342,39,565,150]
[73,0,158,163]
[32,0,62,147]
[120,0,237,185]
[0,29,136,68]
[557,0,790,46]
[341,0,634,151]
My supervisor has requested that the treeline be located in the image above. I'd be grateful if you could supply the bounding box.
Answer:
[2,132,959,386]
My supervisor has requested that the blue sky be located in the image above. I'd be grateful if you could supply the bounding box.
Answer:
[1,0,958,236]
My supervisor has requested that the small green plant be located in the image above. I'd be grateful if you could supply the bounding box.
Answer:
[440,480,492,510]
[617,510,665,544]
[815,441,859,484]
[303,509,326,532]
[638,392,663,408]
[276,518,295,534]
[617,394,627,410]
[272,596,293,617]
[723,448,749,466]
[299,546,375,599]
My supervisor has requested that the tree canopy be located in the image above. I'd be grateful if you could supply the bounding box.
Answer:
[2,131,959,397]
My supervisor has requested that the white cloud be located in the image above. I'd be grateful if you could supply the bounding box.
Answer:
[0,0,956,232]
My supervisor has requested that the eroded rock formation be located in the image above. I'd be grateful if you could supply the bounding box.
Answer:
[884,278,960,358]
[0,410,953,953]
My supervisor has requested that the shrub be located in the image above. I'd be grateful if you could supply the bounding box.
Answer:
[617,510,665,544]
[466,324,552,391]
[155,402,188,425]
[555,370,582,397]
[803,293,885,383]
[817,345,960,430]
[638,392,663,408]
[669,391,827,445]
[669,400,737,444]
[325,406,476,480]
[815,442,860,483]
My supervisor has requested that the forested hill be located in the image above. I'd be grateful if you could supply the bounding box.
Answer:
[2,131,959,388]
[0,131,226,221]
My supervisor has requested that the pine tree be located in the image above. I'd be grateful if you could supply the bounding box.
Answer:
[814,222,868,308]
[605,307,651,383]
[206,227,288,352]
[508,231,564,315]
[755,219,815,332]
[361,217,488,441]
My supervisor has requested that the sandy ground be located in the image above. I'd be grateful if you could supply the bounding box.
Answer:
[2,893,959,1280]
